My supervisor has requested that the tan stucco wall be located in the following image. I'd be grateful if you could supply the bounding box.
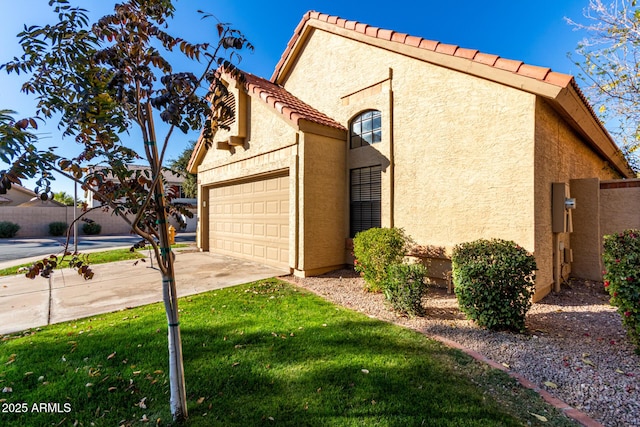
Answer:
[282,27,537,275]
[296,132,346,275]
[390,64,536,252]
[534,99,619,298]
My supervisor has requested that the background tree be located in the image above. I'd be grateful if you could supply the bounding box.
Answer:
[1,0,251,420]
[567,0,640,173]
[53,190,78,206]
[168,140,197,198]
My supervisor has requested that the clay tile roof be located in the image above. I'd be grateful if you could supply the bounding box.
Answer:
[435,43,459,55]
[494,58,524,73]
[243,72,345,131]
[455,48,479,60]
[271,10,575,90]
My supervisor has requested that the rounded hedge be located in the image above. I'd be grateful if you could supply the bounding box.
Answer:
[48,221,68,237]
[383,263,428,317]
[452,238,536,332]
[82,222,102,235]
[353,227,411,292]
[0,221,20,238]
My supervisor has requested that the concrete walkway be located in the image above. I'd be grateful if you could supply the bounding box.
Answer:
[0,250,288,335]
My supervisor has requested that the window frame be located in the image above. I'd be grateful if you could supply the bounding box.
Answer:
[349,110,382,149]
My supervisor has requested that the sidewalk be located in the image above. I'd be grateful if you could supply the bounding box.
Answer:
[0,249,288,335]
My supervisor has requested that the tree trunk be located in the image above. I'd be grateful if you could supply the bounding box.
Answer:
[156,206,188,421]
[155,180,188,421]
[162,269,188,420]
[146,103,188,420]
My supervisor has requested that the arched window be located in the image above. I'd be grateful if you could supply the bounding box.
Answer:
[350,110,381,149]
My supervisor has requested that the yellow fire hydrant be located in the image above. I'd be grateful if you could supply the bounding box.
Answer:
[168,225,176,245]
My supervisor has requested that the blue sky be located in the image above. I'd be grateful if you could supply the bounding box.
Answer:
[1,0,592,196]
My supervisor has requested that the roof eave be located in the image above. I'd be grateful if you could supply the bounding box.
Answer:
[553,84,635,178]
[187,130,206,174]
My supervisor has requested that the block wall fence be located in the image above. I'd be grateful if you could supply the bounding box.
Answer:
[571,178,640,282]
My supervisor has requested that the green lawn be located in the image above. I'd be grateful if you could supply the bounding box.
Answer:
[0,279,577,426]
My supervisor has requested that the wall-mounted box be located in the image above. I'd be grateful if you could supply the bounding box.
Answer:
[552,182,573,233]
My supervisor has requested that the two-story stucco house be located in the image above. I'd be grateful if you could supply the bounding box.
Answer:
[188,11,635,300]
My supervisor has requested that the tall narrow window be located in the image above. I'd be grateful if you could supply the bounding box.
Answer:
[350,165,382,236]
[350,110,382,149]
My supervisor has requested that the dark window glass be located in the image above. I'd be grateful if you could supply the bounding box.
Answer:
[350,165,382,236]
[350,110,382,149]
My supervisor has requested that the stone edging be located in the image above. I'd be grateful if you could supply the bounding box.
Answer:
[427,333,604,427]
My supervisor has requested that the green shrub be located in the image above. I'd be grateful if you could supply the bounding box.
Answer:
[0,221,20,238]
[353,227,412,292]
[603,229,640,351]
[82,222,102,235]
[48,222,68,237]
[452,239,536,332]
[383,263,428,317]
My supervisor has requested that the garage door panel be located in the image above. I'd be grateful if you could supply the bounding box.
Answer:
[209,173,289,269]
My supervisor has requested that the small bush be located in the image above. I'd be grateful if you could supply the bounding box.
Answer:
[82,222,102,235]
[353,227,412,292]
[48,222,68,237]
[383,263,428,317]
[0,221,20,238]
[452,239,536,332]
[603,229,640,351]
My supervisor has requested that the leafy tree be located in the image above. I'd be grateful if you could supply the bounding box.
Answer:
[0,109,54,198]
[53,191,77,206]
[168,140,197,198]
[1,0,251,420]
[567,0,640,173]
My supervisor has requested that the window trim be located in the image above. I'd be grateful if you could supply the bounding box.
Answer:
[350,165,382,237]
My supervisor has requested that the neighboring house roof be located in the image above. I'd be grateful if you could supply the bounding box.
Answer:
[0,183,66,207]
[188,71,346,172]
[87,164,186,184]
[271,11,635,178]
[0,183,46,206]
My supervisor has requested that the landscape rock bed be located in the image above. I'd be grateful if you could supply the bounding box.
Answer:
[288,269,640,427]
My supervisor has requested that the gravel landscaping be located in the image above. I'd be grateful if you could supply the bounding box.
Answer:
[288,269,640,427]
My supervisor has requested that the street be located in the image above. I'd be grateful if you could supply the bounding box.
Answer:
[0,232,195,265]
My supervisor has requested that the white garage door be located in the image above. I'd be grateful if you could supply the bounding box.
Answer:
[209,173,289,269]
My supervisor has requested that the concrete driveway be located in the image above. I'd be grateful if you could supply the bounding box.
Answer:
[0,250,288,335]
